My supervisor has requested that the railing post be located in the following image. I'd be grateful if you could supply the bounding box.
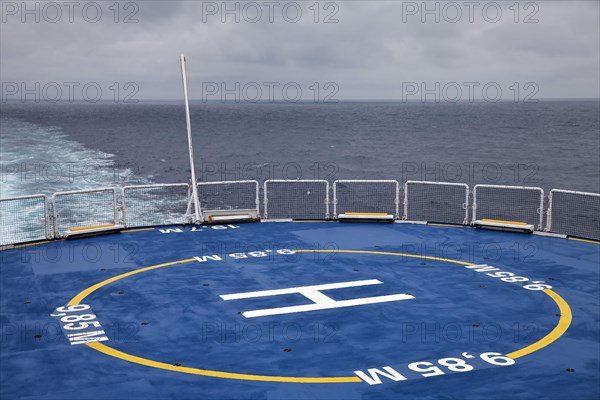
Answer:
[325,181,330,220]
[121,187,128,228]
[538,189,545,231]
[263,181,269,220]
[403,181,409,220]
[546,191,554,232]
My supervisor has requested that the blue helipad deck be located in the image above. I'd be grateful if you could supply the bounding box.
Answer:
[1,222,598,399]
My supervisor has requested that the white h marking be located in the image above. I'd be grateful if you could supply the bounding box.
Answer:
[220,279,415,318]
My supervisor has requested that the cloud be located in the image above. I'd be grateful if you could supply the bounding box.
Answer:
[1,0,598,100]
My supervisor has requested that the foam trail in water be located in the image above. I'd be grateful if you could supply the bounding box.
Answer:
[0,116,147,197]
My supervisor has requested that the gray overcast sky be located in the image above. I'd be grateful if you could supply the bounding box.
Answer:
[1,0,599,100]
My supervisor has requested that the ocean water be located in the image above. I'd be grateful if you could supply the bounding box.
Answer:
[1,100,599,198]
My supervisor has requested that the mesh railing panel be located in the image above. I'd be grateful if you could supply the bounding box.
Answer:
[334,180,399,217]
[0,195,49,245]
[4,182,600,246]
[404,181,469,224]
[123,184,190,228]
[473,185,544,229]
[52,188,117,237]
[264,180,329,220]
[547,190,600,240]
[197,181,259,213]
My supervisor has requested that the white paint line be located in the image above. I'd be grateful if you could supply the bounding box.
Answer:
[220,279,383,300]
[241,294,415,318]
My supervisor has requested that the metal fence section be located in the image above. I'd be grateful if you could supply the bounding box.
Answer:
[52,188,118,238]
[0,195,50,246]
[122,184,191,228]
[404,181,469,224]
[546,190,600,240]
[472,185,544,229]
[4,182,600,246]
[264,180,329,220]
[333,180,400,217]
[197,181,260,214]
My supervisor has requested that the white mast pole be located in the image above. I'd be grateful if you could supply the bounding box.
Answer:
[179,54,202,223]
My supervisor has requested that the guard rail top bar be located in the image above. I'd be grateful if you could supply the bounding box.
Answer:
[1,181,599,245]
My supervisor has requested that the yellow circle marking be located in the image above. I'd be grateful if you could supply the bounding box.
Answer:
[68,249,571,383]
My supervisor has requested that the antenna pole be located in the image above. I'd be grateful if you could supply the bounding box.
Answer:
[179,54,202,223]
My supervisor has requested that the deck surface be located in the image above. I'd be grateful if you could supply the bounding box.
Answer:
[1,222,599,399]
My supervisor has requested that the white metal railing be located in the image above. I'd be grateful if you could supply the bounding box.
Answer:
[546,189,600,240]
[122,183,192,228]
[404,181,469,225]
[52,188,119,238]
[0,194,50,245]
[2,181,600,246]
[473,184,544,230]
[197,180,260,215]
[264,180,329,220]
[333,180,400,218]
